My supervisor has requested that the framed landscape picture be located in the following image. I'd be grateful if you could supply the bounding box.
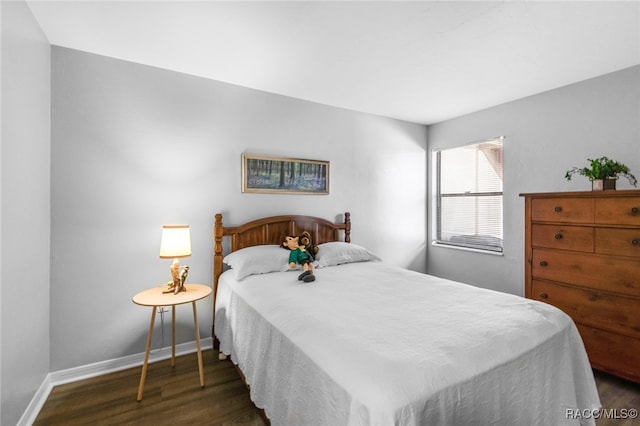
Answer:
[242,153,329,194]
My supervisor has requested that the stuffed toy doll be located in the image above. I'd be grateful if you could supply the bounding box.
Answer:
[282,233,316,282]
[298,231,319,259]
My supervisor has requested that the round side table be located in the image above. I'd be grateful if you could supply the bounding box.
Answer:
[132,283,212,401]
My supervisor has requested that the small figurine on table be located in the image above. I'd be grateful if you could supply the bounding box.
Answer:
[164,265,189,294]
[176,265,189,294]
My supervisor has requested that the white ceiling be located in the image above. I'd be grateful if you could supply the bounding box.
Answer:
[26,1,640,125]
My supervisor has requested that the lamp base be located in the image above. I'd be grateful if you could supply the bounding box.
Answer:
[163,260,190,294]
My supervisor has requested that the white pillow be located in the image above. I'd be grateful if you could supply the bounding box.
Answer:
[223,245,290,280]
[316,242,381,268]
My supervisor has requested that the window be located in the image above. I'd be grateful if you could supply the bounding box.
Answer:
[434,137,504,253]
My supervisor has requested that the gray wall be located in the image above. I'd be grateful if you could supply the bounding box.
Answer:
[51,47,427,371]
[427,65,640,296]
[1,1,51,424]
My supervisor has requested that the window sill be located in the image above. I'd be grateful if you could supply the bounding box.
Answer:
[431,241,504,256]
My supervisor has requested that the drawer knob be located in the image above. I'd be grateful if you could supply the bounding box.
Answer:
[539,261,548,267]
[554,206,562,212]
[539,293,548,299]
[554,233,563,240]
[632,239,639,246]
[631,207,639,215]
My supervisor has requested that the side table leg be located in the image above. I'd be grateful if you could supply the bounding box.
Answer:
[171,305,176,367]
[192,301,205,387]
[137,307,157,401]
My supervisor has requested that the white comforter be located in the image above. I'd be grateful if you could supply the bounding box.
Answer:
[215,262,600,426]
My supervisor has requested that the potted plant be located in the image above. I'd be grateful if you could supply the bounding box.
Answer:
[565,156,637,190]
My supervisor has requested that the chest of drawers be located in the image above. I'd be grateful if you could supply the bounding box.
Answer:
[521,190,640,383]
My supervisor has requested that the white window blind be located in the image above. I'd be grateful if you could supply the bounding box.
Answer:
[435,137,504,253]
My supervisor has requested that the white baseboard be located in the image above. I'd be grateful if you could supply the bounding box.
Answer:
[18,338,213,426]
[18,375,53,426]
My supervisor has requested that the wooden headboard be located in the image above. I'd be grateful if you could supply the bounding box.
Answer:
[213,212,350,287]
[212,212,351,339]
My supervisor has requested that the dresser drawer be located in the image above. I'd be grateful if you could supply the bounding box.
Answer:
[595,227,640,257]
[532,248,640,297]
[576,323,640,383]
[531,198,594,223]
[595,197,640,225]
[531,224,593,252]
[532,280,640,338]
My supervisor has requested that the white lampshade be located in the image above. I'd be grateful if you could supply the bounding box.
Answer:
[159,225,192,259]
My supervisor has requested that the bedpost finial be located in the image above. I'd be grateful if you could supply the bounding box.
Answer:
[344,212,351,243]
[214,213,223,254]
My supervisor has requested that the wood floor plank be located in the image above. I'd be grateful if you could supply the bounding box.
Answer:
[34,350,639,425]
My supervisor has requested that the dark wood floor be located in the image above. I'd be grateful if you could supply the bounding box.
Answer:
[35,350,268,426]
[593,371,640,426]
[35,350,640,425]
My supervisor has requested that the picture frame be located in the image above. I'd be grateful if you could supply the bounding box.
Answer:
[242,153,330,194]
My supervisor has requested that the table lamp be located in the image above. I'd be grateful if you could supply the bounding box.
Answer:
[159,225,191,293]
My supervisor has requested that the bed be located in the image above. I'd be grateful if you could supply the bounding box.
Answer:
[212,212,600,425]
